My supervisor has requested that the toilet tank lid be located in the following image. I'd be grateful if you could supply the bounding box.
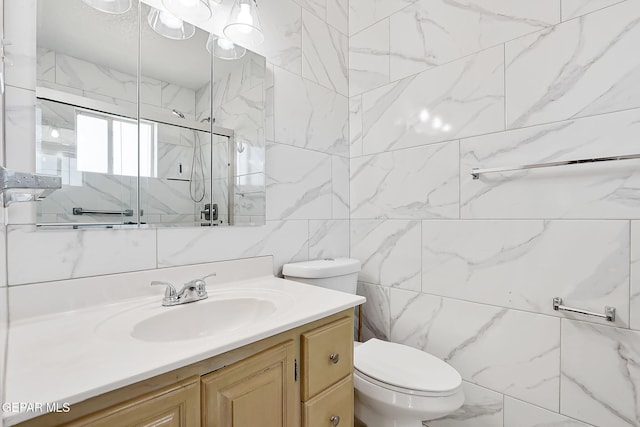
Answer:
[282,258,361,278]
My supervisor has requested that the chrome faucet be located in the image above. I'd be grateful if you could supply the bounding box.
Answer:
[151,273,216,306]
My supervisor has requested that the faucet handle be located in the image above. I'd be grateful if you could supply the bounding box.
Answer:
[151,281,178,305]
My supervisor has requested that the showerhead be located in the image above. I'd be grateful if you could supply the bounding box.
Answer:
[172,109,185,119]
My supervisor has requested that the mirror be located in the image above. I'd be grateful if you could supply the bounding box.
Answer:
[34,0,265,227]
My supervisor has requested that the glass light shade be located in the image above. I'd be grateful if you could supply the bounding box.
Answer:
[206,34,246,60]
[82,0,132,14]
[147,8,196,40]
[223,0,264,48]
[161,0,213,23]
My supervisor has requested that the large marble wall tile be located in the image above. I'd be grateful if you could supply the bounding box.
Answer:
[504,396,591,427]
[5,86,35,172]
[506,1,640,129]
[265,63,275,142]
[39,173,134,218]
[349,96,363,158]
[161,83,196,117]
[349,19,389,97]
[309,220,349,259]
[36,48,55,84]
[332,155,349,219]
[422,220,630,326]
[4,0,36,90]
[274,66,348,156]
[213,54,258,109]
[351,220,421,290]
[632,221,640,330]
[266,143,332,220]
[56,54,141,104]
[350,142,459,219]
[356,282,390,341]
[390,0,559,81]
[302,10,348,96]
[561,320,640,427]
[140,178,194,216]
[293,0,326,21]
[390,289,561,410]
[461,108,640,219]
[253,0,302,75]
[349,0,417,36]
[157,141,193,180]
[157,220,309,275]
[327,0,348,34]
[362,46,504,155]
[561,0,626,21]
[7,226,157,285]
[195,83,211,123]
[429,382,504,427]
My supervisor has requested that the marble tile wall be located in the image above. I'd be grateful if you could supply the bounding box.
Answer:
[349,0,640,425]
[0,0,6,421]
[2,0,350,283]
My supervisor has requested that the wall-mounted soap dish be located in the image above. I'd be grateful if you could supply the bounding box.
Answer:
[0,165,62,207]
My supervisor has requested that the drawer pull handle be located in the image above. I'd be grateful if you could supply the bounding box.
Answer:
[329,353,340,364]
[330,415,340,426]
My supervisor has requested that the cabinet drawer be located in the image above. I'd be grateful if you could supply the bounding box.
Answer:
[302,376,353,427]
[301,317,353,400]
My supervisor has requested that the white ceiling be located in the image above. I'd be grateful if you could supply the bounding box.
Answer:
[37,0,250,91]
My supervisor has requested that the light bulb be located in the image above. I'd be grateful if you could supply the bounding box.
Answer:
[442,124,452,133]
[159,11,183,29]
[419,109,430,123]
[432,117,443,130]
[237,3,253,34]
[51,129,60,138]
[217,37,235,50]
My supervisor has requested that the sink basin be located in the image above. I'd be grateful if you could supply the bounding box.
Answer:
[95,288,294,342]
[133,297,277,342]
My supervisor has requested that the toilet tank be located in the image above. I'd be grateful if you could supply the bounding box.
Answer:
[282,258,361,294]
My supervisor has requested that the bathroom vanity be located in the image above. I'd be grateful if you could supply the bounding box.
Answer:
[3,257,364,427]
[15,310,353,427]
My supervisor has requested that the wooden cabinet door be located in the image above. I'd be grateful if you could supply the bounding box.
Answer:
[201,340,296,427]
[65,378,200,427]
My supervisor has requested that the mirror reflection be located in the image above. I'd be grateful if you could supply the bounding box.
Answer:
[34,0,265,227]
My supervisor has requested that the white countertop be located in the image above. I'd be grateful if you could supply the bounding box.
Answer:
[4,275,365,426]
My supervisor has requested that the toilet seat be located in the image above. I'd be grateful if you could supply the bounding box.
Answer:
[354,369,457,397]
[354,339,462,396]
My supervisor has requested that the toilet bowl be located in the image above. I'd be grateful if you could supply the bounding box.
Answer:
[353,339,464,427]
[282,258,465,426]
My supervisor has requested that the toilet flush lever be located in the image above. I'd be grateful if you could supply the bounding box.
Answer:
[329,353,340,364]
[330,416,340,426]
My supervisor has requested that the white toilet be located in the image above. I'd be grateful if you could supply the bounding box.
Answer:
[283,258,465,427]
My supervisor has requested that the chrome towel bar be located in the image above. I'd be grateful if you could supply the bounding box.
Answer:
[552,297,616,322]
[471,153,640,180]
[73,207,134,216]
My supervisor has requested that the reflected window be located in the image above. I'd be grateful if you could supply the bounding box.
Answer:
[76,110,157,178]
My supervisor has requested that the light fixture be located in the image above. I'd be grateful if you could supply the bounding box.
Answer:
[206,34,246,60]
[81,0,132,14]
[50,128,60,139]
[223,0,264,48]
[147,8,196,40]
[161,0,213,23]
